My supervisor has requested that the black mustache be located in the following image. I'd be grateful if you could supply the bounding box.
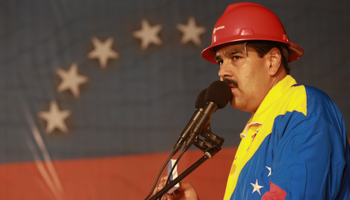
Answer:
[223,78,238,88]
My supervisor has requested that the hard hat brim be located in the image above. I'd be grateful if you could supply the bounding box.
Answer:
[201,38,304,65]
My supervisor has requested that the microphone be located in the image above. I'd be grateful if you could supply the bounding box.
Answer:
[183,81,232,152]
[171,88,207,156]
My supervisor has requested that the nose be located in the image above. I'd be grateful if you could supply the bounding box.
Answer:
[218,59,233,79]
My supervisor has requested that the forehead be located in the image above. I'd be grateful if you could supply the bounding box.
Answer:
[215,42,246,54]
[214,43,246,59]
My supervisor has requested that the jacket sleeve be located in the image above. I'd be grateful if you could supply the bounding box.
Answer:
[261,109,348,200]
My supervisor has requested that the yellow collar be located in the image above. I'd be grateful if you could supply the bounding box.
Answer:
[252,75,297,122]
[240,75,297,138]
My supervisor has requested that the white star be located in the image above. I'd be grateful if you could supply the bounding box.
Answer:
[266,166,272,177]
[88,37,119,68]
[177,17,206,46]
[39,101,71,134]
[56,63,88,97]
[251,179,264,195]
[133,19,162,50]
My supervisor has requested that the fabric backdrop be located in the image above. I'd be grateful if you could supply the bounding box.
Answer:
[0,0,349,199]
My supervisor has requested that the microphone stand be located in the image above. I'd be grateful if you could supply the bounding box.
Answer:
[149,126,224,200]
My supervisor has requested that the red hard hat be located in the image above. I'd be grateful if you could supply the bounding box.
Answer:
[201,3,303,64]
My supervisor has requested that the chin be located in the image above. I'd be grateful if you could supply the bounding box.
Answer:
[230,101,240,110]
[231,101,251,112]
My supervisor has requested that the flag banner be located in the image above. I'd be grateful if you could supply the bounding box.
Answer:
[0,0,349,199]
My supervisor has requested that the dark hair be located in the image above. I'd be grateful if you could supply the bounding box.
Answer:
[247,41,290,74]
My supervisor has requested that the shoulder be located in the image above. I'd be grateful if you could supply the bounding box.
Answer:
[289,85,346,138]
[303,85,332,103]
[286,84,340,117]
[273,84,345,133]
[302,85,342,117]
[288,84,330,101]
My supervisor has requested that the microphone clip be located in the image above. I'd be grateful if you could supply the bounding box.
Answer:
[193,125,224,158]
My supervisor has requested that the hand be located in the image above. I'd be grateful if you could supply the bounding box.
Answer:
[153,176,199,200]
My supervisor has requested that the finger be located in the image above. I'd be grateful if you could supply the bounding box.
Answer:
[153,176,169,195]
[161,194,175,200]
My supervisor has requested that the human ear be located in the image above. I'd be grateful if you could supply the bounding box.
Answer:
[268,47,282,76]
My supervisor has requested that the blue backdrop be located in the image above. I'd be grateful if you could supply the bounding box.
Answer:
[0,0,349,164]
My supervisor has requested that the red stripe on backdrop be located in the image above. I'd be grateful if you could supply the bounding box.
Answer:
[0,147,237,200]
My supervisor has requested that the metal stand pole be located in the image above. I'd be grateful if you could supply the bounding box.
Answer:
[149,149,217,200]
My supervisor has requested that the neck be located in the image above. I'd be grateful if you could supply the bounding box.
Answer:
[271,66,287,88]
[251,70,288,115]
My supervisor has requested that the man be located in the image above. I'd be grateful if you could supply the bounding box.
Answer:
[155,2,350,200]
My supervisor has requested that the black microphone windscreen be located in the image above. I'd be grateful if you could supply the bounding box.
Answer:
[205,81,232,109]
[195,89,207,109]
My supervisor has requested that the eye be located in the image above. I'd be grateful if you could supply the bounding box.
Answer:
[216,59,223,65]
[232,56,241,60]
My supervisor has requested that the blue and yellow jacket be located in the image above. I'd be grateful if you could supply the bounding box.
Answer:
[224,75,350,200]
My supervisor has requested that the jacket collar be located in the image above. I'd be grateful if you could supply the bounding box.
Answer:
[240,75,297,138]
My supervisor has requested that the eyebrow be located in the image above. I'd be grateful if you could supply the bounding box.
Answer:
[214,49,244,62]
